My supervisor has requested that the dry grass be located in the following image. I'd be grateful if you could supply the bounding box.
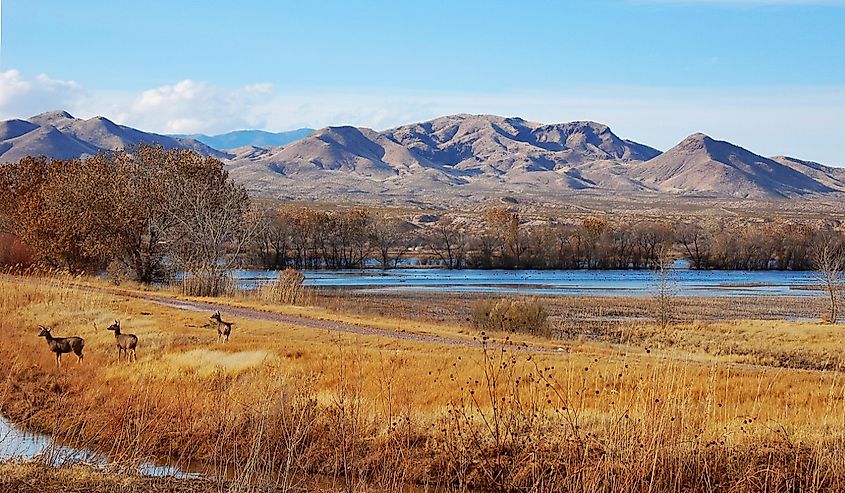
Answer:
[0,461,217,493]
[3,273,845,491]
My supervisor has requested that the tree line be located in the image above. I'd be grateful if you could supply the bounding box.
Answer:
[0,146,259,295]
[1,145,843,289]
[252,206,840,271]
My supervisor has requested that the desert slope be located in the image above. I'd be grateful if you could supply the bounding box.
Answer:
[629,133,838,199]
[3,110,844,204]
[0,111,227,163]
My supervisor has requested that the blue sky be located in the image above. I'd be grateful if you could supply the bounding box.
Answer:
[1,0,844,164]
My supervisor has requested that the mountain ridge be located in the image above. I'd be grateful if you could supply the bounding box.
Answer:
[0,111,227,164]
[228,113,844,200]
[172,128,315,150]
[2,110,843,202]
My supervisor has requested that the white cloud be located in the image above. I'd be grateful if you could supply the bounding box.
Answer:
[0,70,84,119]
[0,69,843,166]
[123,79,272,134]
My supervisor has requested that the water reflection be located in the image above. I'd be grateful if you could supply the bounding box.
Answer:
[0,415,196,478]
[234,268,820,297]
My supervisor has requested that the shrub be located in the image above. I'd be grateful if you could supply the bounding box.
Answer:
[262,268,306,305]
[177,270,236,297]
[471,298,551,337]
[0,233,33,268]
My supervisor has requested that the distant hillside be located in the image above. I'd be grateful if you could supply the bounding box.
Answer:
[174,129,314,150]
[628,133,841,199]
[227,115,668,200]
[0,111,227,163]
[228,113,845,201]
[3,110,844,203]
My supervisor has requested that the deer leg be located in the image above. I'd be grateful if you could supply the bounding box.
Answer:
[56,353,61,369]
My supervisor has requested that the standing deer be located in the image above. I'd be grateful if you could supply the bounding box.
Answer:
[105,320,138,362]
[37,326,84,368]
[210,310,234,343]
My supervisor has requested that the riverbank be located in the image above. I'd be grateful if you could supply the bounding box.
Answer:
[2,273,845,491]
[0,461,217,493]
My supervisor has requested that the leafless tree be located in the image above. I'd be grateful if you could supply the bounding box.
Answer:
[427,218,467,269]
[676,223,712,270]
[163,161,262,296]
[652,247,677,330]
[370,215,409,268]
[813,233,845,323]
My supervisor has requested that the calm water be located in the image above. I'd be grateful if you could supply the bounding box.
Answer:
[234,268,821,297]
[0,415,195,478]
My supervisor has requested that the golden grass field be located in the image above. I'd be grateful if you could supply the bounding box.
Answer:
[2,273,845,492]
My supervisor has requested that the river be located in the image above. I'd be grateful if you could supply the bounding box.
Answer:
[233,268,821,297]
[0,415,195,478]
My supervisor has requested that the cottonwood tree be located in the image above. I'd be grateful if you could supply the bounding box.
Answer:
[634,221,674,268]
[485,208,528,268]
[370,215,408,268]
[813,233,845,324]
[0,155,112,272]
[254,205,292,269]
[580,217,608,269]
[427,217,467,269]
[97,147,184,282]
[0,146,259,291]
[162,156,261,296]
[676,223,712,269]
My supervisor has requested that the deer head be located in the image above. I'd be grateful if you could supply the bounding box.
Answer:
[210,310,222,322]
[106,320,121,332]
[37,325,51,338]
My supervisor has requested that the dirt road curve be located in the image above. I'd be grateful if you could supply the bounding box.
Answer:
[19,279,556,355]
[137,291,550,352]
[4,276,824,373]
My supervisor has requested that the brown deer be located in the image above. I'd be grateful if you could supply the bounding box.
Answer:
[37,326,84,368]
[105,320,138,362]
[210,310,233,343]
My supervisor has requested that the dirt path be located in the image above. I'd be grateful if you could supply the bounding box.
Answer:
[2,276,833,374]
[0,275,559,354]
[134,290,549,352]
[113,290,845,375]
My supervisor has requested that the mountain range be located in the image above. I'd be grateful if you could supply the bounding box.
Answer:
[171,128,315,150]
[0,111,225,164]
[2,111,843,202]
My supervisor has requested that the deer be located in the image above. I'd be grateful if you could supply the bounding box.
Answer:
[37,326,84,369]
[104,320,138,362]
[210,310,234,343]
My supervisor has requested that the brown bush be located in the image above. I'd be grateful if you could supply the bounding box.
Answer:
[260,268,307,305]
[0,233,33,267]
[471,298,551,337]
